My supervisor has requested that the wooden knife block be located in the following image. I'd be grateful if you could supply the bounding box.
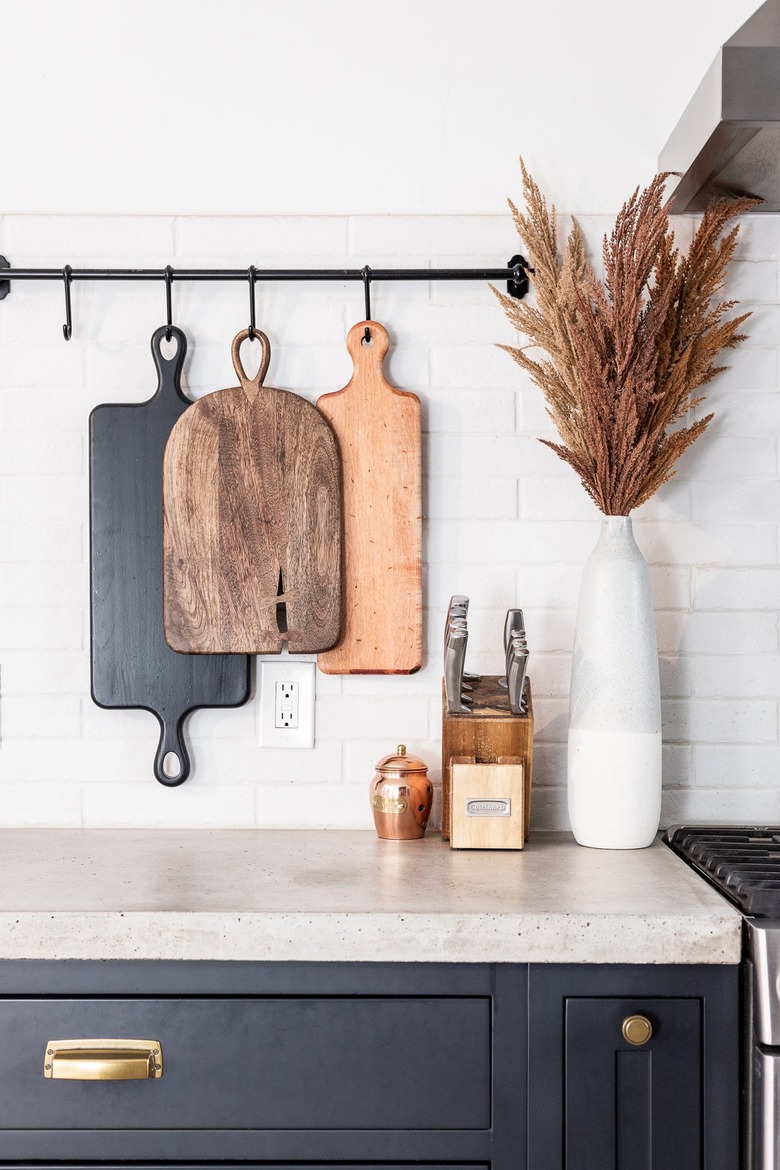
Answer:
[441,676,533,846]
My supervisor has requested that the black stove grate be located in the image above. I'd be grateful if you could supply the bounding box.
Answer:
[664,826,780,917]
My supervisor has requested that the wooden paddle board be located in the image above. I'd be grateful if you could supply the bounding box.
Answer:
[317,321,422,674]
[163,329,342,655]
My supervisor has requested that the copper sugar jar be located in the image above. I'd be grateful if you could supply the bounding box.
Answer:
[370,745,433,840]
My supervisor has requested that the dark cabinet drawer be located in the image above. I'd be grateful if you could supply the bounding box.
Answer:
[0,995,491,1131]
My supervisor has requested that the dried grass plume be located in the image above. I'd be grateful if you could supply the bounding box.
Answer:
[494,162,757,514]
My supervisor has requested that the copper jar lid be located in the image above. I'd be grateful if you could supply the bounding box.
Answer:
[375,744,428,776]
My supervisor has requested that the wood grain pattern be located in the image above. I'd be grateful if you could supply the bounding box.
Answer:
[441,676,534,842]
[163,329,342,655]
[449,761,525,850]
[316,321,422,674]
[90,326,250,787]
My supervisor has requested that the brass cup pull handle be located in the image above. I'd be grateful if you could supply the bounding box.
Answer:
[44,1038,163,1080]
[622,1014,653,1046]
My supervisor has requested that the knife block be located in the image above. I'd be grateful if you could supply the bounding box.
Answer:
[441,675,533,846]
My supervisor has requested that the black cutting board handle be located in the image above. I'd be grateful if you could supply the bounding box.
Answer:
[153,711,191,787]
[151,324,189,402]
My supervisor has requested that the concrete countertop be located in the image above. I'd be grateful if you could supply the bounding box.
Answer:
[0,829,741,964]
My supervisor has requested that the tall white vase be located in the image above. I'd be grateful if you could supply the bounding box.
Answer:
[568,515,662,849]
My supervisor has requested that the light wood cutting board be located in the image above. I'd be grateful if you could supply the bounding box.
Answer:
[163,329,342,655]
[317,320,422,674]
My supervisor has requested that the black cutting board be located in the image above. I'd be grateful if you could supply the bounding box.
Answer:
[90,326,250,786]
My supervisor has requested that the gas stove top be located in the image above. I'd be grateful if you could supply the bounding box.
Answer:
[664,826,780,918]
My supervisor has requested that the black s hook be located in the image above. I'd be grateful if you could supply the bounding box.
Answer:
[362,265,372,343]
[62,265,73,341]
[164,266,174,341]
[248,266,257,340]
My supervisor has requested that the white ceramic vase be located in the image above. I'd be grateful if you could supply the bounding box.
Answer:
[567,515,662,849]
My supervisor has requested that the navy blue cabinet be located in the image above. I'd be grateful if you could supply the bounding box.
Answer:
[0,960,738,1170]
[527,965,740,1170]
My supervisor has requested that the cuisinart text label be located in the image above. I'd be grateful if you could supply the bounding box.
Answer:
[465,798,511,817]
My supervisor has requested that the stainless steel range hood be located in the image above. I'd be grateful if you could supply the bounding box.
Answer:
[660,0,780,211]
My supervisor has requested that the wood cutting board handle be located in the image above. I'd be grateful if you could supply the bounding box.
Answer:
[150,324,189,400]
[152,711,191,787]
[346,320,390,370]
[231,328,271,401]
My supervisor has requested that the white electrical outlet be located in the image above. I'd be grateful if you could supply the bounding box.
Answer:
[259,660,315,748]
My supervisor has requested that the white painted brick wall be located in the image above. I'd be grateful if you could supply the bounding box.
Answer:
[0,210,777,830]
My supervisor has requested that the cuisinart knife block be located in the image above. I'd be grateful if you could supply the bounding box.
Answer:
[441,675,533,849]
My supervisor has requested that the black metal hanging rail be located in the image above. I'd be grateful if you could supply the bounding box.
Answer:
[0,255,531,339]
[0,260,529,289]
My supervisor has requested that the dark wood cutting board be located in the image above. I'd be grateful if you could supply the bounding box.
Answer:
[163,329,342,655]
[317,321,422,674]
[90,326,250,787]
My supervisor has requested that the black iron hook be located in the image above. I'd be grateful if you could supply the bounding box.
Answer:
[248,265,257,340]
[62,265,73,341]
[362,265,372,342]
[164,266,174,341]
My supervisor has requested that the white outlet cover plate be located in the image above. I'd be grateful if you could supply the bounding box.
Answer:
[259,660,316,749]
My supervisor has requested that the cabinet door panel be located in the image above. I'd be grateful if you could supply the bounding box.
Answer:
[565,997,701,1170]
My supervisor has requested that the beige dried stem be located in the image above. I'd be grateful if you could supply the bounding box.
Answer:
[493,161,758,514]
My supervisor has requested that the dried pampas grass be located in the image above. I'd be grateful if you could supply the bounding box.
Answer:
[494,162,757,515]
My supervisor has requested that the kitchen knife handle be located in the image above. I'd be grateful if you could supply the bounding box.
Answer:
[153,712,191,787]
[150,324,188,400]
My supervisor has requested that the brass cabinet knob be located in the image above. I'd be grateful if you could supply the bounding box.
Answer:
[622,1014,653,1046]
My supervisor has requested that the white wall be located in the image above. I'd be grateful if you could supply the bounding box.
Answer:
[0,1,777,830]
[0,0,761,215]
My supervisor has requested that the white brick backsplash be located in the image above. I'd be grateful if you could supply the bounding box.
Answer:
[0,522,82,563]
[636,521,777,567]
[1,695,81,738]
[694,744,780,788]
[2,215,176,260]
[425,476,517,520]
[256,783,372,830]
[0,343,85,388]
[690,479,780,525]
[81,783,257,829]
[662,699,777,744]
[691,654,780,698]
[662,788,780,824]
[678,434,777,480]
[711,390,780,436]
[738,304,780,347]
[0,783,83,827]
[0,608,82,650]
[710,346,777,390]
[349,216,513,258]
[695,567,780,610]
[1,651,88,695]
[656,610,779,656]
[1,480,87,526]
[0,434,83,477]
[424,388,516,434]
[0,211,775,828]
[725,260,780,302]
[430,343,524,390]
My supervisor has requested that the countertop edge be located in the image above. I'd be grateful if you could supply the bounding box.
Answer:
[0,910,743,964]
